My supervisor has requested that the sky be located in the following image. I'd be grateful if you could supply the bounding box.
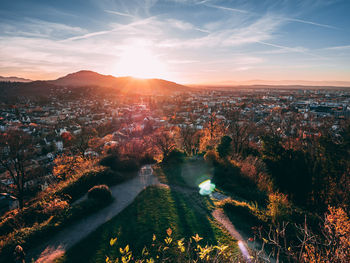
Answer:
[1,0,350,84]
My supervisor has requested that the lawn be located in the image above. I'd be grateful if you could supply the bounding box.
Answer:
[56,185,238,263]
[156,157,213,188]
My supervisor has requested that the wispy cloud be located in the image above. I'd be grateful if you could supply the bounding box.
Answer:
[284,18,337,29]
[204,3,252,14]
[256,41,322,57]
[321,45,350,50]
[105,10,135,18]
[167,19,210,33]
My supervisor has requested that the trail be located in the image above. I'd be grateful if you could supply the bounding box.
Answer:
[27,163,261,262]
[27,165,163,263]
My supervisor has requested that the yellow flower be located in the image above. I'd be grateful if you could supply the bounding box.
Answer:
[164,237,172,245]
[110,237,117,246]
[192,234,203,242]
[177,240,185,252]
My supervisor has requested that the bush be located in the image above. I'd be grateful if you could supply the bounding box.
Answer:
[139,153,156,165]
[267,192,292,223]
[88,185,112,202]
[100,155,140,173]
[163,149,185,164]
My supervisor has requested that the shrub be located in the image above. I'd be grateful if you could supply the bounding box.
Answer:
[139,153,156,165]
[100,155,140,173]
[106,228,243,263]
[100,154,120,170]
[88,185,112,202]
[267,192,292,223]
[163,149,185,164]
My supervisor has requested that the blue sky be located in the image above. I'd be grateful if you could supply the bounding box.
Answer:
[0,0,350,83]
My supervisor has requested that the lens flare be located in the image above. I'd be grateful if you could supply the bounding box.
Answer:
[198,179,215,195]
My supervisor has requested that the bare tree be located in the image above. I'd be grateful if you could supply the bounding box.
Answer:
[179,125,201,156]
[225,110,252,156]
[153,129,176,160]
[0,129,33,209]
[73,126,98,157]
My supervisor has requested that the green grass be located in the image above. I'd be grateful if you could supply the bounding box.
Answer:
[156,158,213,188]
[56,186,238,263]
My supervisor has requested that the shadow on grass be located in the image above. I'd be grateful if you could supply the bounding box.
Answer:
[56,184,235,263]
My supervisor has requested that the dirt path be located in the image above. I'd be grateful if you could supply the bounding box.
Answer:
[27,165,164,263]
[212,209,252,262]
[27,162,261,263]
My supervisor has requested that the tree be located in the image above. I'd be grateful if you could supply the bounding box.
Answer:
[225,110,252,156]
[217,135,232,159]
[73,127,98,157]
[0,129,33,209]
[179,125,201,156]
[153,129,176,160]
[201,113,224,151]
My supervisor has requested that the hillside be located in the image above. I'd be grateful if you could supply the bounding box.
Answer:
[49,70,189,95]
[0,76,32,82]
[0,71,189,99]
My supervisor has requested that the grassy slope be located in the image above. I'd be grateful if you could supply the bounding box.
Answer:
[57,185,238,263]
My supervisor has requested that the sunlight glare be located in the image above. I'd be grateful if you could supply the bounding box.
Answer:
[115,43,168,79]
[198,179,215,196]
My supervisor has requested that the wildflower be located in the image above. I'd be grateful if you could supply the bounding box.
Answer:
[192,233,203,242]
[110,237,117,246]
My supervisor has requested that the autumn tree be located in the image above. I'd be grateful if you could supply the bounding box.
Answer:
[153,129,177,160]
[225,110,252,156]
[217,135,232,159]
[179,125,202,156]
[73,127,98,157]
[0,129,33,209]
[53,154,91,181]
[201,113,225,151]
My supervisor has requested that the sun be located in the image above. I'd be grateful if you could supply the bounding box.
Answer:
[115,44,168,79]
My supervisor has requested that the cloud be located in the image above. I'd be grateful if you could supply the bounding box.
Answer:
[105,10,135,18]
[0,18,86,39]
[204,3,252,14]
[321,45,350,50]
[284,17,337,29]
[167,19,210,33]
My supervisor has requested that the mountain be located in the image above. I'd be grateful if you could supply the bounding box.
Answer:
[49,70,188,95]
[202,79,350,87]
[0,76,32,82]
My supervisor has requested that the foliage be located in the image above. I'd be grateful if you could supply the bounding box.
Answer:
[53,154,93,181]
[153,129,177,161]
[254,206,350,262]
[267,192,292,223]
[216,136,232,159]
[100,154,140,173]
[57,186,238,263]
[105,228,240,263]
[162,149,185,165]
[261,135,313,206]
[238,156,273,194]
[0,129,34,209]
[0,196,112,262]
[88,185,112,202]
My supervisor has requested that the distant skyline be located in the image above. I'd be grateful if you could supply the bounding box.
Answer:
[1,0,350,84]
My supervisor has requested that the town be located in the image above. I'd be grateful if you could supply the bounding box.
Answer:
[1,86,349,213]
